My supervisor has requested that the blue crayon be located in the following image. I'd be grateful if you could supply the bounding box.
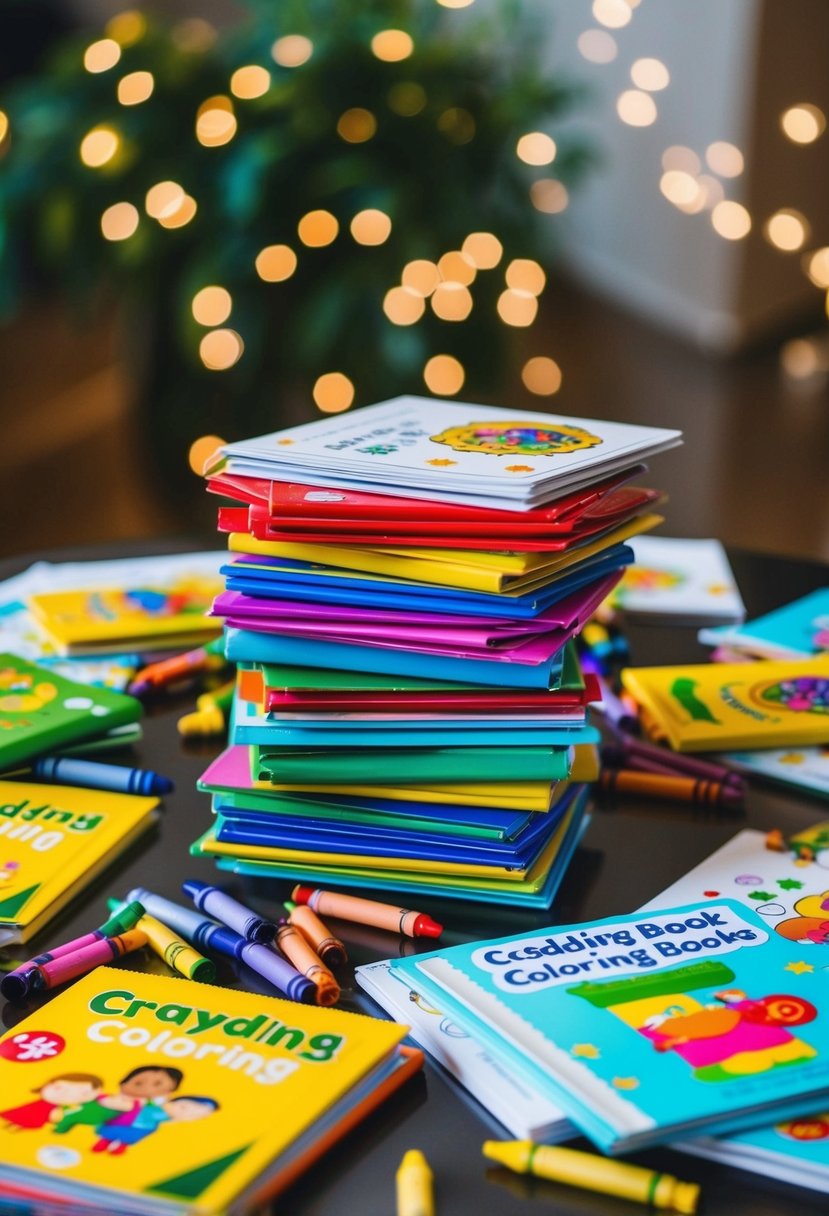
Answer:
[32,756,173,797]
[121,888,220,943]
[191,922,316,1003]
[182,879,275,944]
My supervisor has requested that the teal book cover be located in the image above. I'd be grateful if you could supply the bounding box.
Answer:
[0,653,142,770]
[254,744,573,784]
[699,588,829,659]
[391,900,829,1154]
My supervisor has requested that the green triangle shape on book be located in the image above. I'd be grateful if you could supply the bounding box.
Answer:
[0,883,40,918]
[145,1145,251,1199]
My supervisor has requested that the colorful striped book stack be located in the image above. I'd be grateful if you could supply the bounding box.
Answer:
[190,397,681,907]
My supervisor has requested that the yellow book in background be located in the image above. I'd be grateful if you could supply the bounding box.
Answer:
[0,969,413,1216]
[28,580,222,655]
[0,781,158,945]
[621,655,829,752]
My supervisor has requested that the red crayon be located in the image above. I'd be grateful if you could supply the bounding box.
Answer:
[292,886,443,940]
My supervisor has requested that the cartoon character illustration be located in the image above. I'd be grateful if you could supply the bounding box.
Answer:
[1,1074,103,1131]
[775,891,829,944]
[90,1094,218,1155]
[0,667,58,714]
[53,1065,183,1136]
[430,420,602,457]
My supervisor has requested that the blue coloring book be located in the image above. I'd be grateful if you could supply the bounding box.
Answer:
[391,900,829,1154]
[699,588,829,659]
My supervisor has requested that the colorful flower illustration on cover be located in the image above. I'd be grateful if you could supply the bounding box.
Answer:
[615,567,684,600]
[430,420,602,456]
[775,891,829,945]
[752,676,829,716]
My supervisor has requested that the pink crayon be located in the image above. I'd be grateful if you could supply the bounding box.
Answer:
[34,928,148,991]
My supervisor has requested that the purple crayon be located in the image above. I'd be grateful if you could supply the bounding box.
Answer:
[35,927,148,991]
[182,879,275,944]
[607,732,745,790]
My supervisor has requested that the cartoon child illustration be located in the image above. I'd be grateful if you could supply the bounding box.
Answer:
[53,1065,183,1136]
[776,891,829,945]
[1,1074,103,1131]
[0,667,58,714]
[91,1094,219,1155]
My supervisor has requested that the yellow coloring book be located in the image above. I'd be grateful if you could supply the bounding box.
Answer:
[0,781,158,946]
[0,969,413,1216]
[621,655,829,752]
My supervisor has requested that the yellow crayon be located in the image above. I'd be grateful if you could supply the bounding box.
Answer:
[138,913,216,983]
[396,1149,434,1216]
[482,1141,699,1214]
[177,680,236,737]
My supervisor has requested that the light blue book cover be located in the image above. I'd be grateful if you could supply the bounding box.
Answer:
[699,588,829,659]
[391,900,829,1154]
[224,627,565,689]
[716,745,829,799]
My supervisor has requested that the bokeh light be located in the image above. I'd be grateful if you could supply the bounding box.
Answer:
[271,35,313,67]
[764,209,809,252]
[230,65,271,99]
[781,104,826,144]
[616,90,657,127]
[371,30,414,61]
[402,260,440,296]
[350,209,392,245]
[106,10,146,47]
[577,29,618,64]
[117,71,154,106]
[100,201,139,241]
[192,286,232,326]
[505,259,546,295]
[80,125,120,167]
[145,180,185,220]
[530,179,569,213]
[158,196,197,228]
[522,356,562,395]
[423,355,465,394]
[593,0,632,29]
[631,58,670,91]
[84,39,121,73]
[196,96,237,147]
[255,244,298,281]
[383,286,426,325]
[200,329,244,370]
[497,289,538,326]
[313,373,355,413]
[711,200,751,240]
[388,82,426,116]
[705,141,744,177]
[516,132,557,165]
[662,146,701,175]
[462,232,503,270]
[438,251,476,286]
[804,247,829,288]
[298,210,339,247]
[337,108,377,143]
[431,282,473,321]
[659,170,701,208]
[188,434,226,475]
[437,108,475,144]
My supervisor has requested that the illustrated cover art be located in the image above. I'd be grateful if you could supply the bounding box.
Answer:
[699,588,829,660]
[608,536,745,625]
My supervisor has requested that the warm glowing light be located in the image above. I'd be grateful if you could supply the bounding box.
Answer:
[172,19,217,52]
[662,145,700,175]
[350,209,392,245]
[313,373,355,413]
[371,30,413,61]
[423,355,465,395]
[711,200,751,240]
[298,210,339,247]
[631,58,669,91]
[530,179,569,214]
[592,0,632,29]
[436,0,475,8]
[696,175,724,210]
[117,70,154,105]
[80,125,120,168]
[383,286,426,325]
[200,329,244,370]
[705,141,743,177]
[659,170,701,208]
[577,29,617,64]
[337,108,376,143]
[0,112,8,144]
[438,251,476,286]
[765,209,809,252]
[431,283,473,321]
[145,180,185,220]
[196,97,237,147]
[192,286,232,326]
[497,289,538,327]
[255,244,298,281]
[616,90,657,126]
[100,201,139,241]
[437,108,475,144]
[805,247,829,289]
[522,356,562,395]
[230,65,271,99]
[158,195,197,228]
[84,38,121,73]
[462,232,503,270]
[188,434,225,475]
[780,338,827,380]
[506,259,546,295]
[388,82,426,116]
[781,104,826,145]
[516,132,557,166]
[106,10,146,46]
[402,260,440,296]
[272,35,313,67]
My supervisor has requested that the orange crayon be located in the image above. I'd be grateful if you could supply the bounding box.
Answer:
[285,901,347,968]
[274,919,340,1006]
[292,886,443,939]
[598,768,743,809]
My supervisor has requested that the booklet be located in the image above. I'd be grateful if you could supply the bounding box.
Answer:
[609,536,745,625]
[390,899,829,1154]
[699,588,829,659]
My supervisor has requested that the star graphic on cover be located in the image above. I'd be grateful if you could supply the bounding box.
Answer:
[612,1077,640,1090]
[785,961,815,975]
[571,1043,600,1059]
[276,439,295,445]
[426,459,457,467]
[779,752,805,765]
[748,890,776,901]
[505,464,536,473]
[778,878,804,890]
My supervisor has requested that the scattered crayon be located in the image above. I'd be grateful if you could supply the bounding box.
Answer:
[34,927,149,992]
[482,1141,699,1214]
[593,675,640,734]
[128,636,226,697]
[1,901,146,1004]
[133,911,215,982]
[182,879,276,943]
[599,767,744,809]
[121,888,220,945]
[292,886,443,940]
[396,1149,435,1216]
[285,900,348,968]
[765,828,786,852]
[29,756,173,797]
[604,732,745,790]
[274,918,340,1006]
[177,680,236,737]
[193,922,316,1003]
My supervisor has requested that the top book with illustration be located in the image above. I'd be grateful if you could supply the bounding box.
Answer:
[208,397,682,509]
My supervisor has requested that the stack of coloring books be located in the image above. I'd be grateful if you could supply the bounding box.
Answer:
[191,397,680,906]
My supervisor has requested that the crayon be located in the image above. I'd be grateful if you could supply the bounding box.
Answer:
[30,756,173,797]
[292,886,443,939]
[396,1149,434,1216]
[182,879,275,943]
[482,1141,699,1214]
[0,901,145,1004]
[128,636,227,697]
[35,927,149,991]
[190,922,316,1003]
[122,888,217,943]
[274,919,339,1006]
[177,680,236,737]
[134,911,215,982]
[284,900,347,968]
[606,732,745,789]
[593,675,640,734]
[598,767,744,808]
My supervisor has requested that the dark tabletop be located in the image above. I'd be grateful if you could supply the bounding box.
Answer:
[1,541,828,1216]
